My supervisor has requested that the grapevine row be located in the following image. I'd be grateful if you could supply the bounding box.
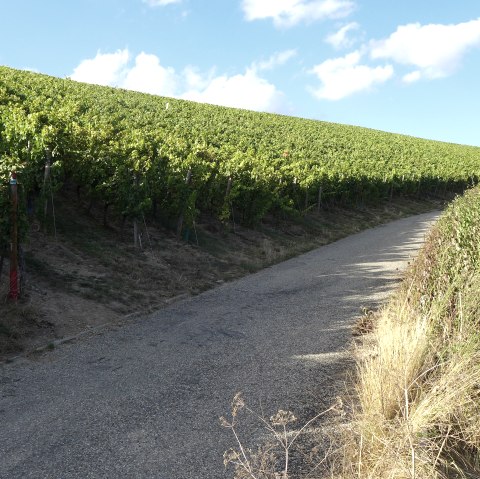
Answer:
[1,66,480,248]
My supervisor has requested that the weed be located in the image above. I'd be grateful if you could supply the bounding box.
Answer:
[222,393,342,479]
[353,307,377,336]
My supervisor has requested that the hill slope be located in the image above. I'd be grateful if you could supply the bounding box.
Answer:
[0,66,478,356]
[1,64,479,239]
[345,185,480,478]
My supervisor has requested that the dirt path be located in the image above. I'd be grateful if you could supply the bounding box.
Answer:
[0,212,439,479]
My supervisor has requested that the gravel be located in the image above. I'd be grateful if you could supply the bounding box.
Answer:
[0,212,439,479]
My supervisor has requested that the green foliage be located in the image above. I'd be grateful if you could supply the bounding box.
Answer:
[411,186,480,315]
[1,65,480,239]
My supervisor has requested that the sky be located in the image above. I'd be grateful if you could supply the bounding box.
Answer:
[1,0,480,146]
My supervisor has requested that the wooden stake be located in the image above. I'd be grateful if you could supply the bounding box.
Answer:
[43,148,52,219]
[317,186,323,213]
[225,177,232,197]
[176,169,192,239]
[133,173,140,248]
[9,172,19,300]
[142,213,153,249]
[134,219,139,249]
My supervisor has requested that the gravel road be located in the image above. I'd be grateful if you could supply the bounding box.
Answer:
[0,212,439,479]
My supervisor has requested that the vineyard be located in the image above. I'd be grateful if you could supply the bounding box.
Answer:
[1,65,480,252]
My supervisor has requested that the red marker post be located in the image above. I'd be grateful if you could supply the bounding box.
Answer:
[9,172,19,300]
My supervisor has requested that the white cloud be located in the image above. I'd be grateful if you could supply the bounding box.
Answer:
[71,50,289,114]
[326,22,359,49]
[371,18,480,81]
[402,70,421,84]
[123,52,177,96]
[242,0,355,28]
[182,69,288,113]
[142,0,181,6]
[182,66,214,91]
[311,50,393,100]
[70,50,178,96]
[70,49,130,86]
[252,49,297,71]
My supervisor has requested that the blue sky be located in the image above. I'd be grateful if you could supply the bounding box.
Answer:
[1,0,480,146]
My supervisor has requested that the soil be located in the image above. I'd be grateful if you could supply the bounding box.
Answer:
[0,191,445,360]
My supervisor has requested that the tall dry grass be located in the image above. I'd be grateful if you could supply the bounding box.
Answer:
[341,187,480,478]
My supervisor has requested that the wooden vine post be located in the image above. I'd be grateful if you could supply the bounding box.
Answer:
[133,218,139,248]
[317,186,323,212]
[8,172,19,300]
[134,174,140,248]
[176,168,192,239]
[133,173,143,249]
[225,176,232,198]
[224,176,235,231]
[43,148,52,219]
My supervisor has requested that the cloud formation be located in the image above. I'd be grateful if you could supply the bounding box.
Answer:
[123,52,178,96]
[371,18,480,82]
[311,50,393,100]
[252,49,297,71]
[182,69,287,112]
[142,0,181,6]
[242,0,355,28]
[325,22,359,49]
[71,49,130,86]
[70,49,289,113]
[310,17,480,101]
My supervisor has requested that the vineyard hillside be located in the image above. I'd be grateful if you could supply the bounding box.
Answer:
[0,65,479,356]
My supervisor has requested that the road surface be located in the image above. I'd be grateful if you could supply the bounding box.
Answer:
[0,212,439,479]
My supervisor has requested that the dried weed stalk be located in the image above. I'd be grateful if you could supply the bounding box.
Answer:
[221,392,343,479]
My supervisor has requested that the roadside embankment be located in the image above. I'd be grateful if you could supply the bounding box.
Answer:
[0,195,442,360]
[345,186,480,478]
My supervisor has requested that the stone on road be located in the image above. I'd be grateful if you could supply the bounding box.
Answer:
[0,212,439,479]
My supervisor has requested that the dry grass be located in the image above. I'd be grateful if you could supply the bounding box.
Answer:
[339,187,480,479]
[345,307,480,478]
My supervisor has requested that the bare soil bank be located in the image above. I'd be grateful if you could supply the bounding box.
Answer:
[0,194,445,359]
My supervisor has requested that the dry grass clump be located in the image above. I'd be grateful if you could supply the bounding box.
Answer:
[347,299,480,478]
[340,187,480,478]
